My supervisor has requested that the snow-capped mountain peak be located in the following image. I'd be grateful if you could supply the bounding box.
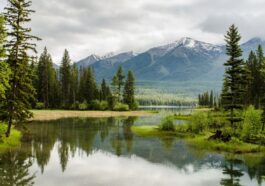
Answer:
[176,37,196,48]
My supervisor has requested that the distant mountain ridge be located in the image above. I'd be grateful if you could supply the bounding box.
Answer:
[75,37,265,82]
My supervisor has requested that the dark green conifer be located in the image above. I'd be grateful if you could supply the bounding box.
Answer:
[4,0,40,137]
[123,71,136,110]
[221,25,246,128]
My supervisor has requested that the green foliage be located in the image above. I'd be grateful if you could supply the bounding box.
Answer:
[37,47,60,108]
[0,15,6,60]
[3,0,40,137]
[188,112,208,133]
[90,100,108,110]
[112,66,125,101]
[221,24,246,128]
[123,70,136,110]
[113,102,129,111]
[35,102,45,110]
[159,116,175,131]
[60,49,72,108]
[107,95,116,110]
[242,106,263,140]
[0,63,11,100]
[0,123,21,151]
[78,101,88,110]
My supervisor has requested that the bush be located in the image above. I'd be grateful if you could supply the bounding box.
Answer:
[113,103,129,111]
[131,101,139,110]
[159,115,175,131]
[242,105,262,140]
[188,112,208,133]
[78,101,88,110]
[90,100,108,110]
[90,100,101,110]
[107,95,116,110]
[35,102,45,109]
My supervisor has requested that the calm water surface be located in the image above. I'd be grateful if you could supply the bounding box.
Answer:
[0,116,264,186]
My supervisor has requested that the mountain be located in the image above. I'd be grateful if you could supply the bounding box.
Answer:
[76,54,101,69]
[75,37,265,82]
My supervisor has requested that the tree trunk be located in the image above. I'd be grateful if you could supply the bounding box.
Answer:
[6,114,13,137]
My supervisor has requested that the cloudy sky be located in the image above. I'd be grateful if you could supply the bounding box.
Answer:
[1,0,265,63]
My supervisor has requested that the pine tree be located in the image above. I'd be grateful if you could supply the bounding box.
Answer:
[260,48,265,130]
[123,71,135,110]
[245,51,257,105]
[221,25,245,128]
[210,90,214,108]
[37,47,60,108]
[4,0,40,137]
[69,64,78,106]
[0,15,10,101]
[85,67,97,103]
[37,48,51,108]
[112,66,125,102]
[60,49,72,108]
[100,79,110,101]
[255,45,264,108]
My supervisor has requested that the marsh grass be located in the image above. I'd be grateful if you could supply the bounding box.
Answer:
[0,123,21,151]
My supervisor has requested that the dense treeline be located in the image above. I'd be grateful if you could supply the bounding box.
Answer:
[0,0,136,137]
[198,90,220,108]
[32,48,137,111]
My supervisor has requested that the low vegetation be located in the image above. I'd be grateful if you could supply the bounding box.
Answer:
[0,123,21,151]
[132,105,265,153]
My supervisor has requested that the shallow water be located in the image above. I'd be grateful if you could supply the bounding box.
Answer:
[0,117,264,186]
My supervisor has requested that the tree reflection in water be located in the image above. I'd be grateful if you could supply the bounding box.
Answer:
[0,117,264,186]
[0,151,35,186]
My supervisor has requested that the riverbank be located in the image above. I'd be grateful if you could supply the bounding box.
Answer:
[131,125,265,154]
[30,110,153,121]
[0,124,21,152]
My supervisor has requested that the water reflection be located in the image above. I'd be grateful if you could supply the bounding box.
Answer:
[0,151,35,186]
[0,117,264,186]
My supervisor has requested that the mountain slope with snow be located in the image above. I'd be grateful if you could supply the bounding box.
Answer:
[75,37,265,82]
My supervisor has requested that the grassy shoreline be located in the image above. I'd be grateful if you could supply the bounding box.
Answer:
[30,110,153,121]
[131,125,265,154]
[0,124,22,152]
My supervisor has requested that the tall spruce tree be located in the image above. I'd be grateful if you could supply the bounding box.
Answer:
[70,64,78,106]
[4,0,40,137]
[260,49,265,130]
[0,15,10,101]
[221,25,245,128]
[255,45,264,108]
[123,71,135,110]
[60,49,71,108]
[85,67,97,103]
[100,79,110,101]
[37,48,51,108]
[37,47,60,108]
[112,66,125,102]
[245,51,257,105]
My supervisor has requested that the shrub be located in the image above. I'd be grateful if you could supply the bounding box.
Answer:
[78,101,88,110]
[70,101,79,110]
[107,95,116,110]
[90,100,109,110]
[113,103,129,111]
[35,102,45,109]
[188,112,208,133]
[131,101,139,110]
[159,115,175,131]
[90,100,101,110]
[242,105,262,140]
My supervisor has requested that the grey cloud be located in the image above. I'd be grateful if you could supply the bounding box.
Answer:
[1,0,265,62]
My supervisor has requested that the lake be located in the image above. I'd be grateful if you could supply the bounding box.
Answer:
[0,116,264,186]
